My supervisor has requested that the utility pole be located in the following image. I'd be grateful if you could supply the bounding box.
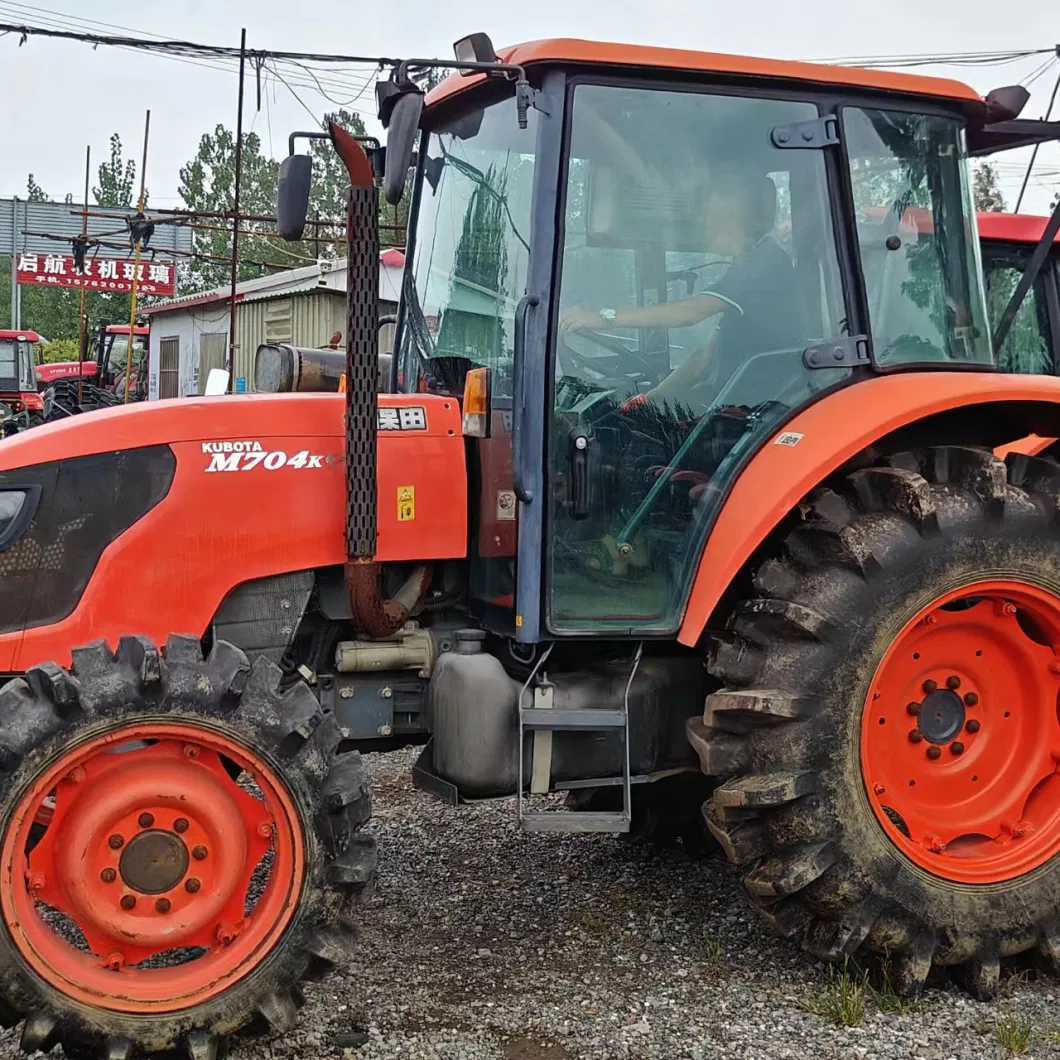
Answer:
[77,145,90,405]
[227,27,247,391]
[124,110,151,404]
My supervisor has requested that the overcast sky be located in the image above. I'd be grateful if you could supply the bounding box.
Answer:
[0,0,1056,215]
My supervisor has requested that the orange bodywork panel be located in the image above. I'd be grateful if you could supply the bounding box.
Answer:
[676,373,1060,648]
[428,38,983,113]
[0,393,466,672]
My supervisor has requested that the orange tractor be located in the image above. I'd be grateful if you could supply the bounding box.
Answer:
[3,32,1060,1059]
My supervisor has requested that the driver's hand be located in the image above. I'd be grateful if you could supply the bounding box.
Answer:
[559,306,602,339]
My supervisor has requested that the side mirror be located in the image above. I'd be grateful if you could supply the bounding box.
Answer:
[377,80,424,206]
[984,85,1030,123]
[276,154,313,241]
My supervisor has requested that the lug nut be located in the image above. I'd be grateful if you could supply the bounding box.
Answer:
[100,868,117,884]
[105,952,124,972]
[257,823,273,840]
[183,744,200,760]
[28,872,45,892]
[964,692,979,706]
[908,729,924,744]
[138,812,154,829]
[120,894,136,910]
[950,741,965,756]
[185,877,201,894]
[108,834,124,850]
[192,845,208,861]
[906,702,921,716]
[924,614,937,626]
[946,676,961,690]
[173,818,189,834]
[66,766,86,784]
[155,898,171,914]
[923,679,938,694]
[966,719,981,734]
[873,784,886,795]
[927,745,942,760]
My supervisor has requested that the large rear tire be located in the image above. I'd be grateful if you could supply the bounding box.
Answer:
[0,635,375,1059]
[687,446,1060,998]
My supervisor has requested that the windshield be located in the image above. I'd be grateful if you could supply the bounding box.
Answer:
[397,94,537,397]
[844,107,991,366]
[108,335,147,373]
[0,339,35,392]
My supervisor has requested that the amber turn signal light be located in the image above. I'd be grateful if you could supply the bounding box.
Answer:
[462,367,492,438]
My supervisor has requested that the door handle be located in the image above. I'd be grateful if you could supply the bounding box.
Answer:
[568,429,591,519]
[512,293,540,504]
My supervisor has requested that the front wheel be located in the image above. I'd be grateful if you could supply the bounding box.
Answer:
[0,635,375,1059]
[688,446,1060,998]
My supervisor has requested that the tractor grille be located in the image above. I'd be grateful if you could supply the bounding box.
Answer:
[0,446,175,635]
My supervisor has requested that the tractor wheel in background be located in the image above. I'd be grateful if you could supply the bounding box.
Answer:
[0,634,376,1059]
[687,446,1060,998]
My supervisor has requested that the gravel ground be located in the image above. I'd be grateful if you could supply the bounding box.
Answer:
[5,746,1060,1060]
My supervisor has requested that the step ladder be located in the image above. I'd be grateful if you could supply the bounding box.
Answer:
[516,643,642,834]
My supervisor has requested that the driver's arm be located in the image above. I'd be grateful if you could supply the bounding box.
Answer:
[645,327,720,403]
[560,293,732,335]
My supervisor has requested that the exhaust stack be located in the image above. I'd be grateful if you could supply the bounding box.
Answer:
[334,124,428,638]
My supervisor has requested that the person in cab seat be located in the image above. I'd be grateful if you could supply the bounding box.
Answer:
[559,170,803,409]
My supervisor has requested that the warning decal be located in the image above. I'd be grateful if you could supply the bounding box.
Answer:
[397,485,415,522]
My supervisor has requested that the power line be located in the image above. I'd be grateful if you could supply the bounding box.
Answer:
[1015,67,1060,212]
[2,17,1052,73]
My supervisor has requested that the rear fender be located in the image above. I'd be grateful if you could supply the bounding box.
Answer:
[677,372,1060,647]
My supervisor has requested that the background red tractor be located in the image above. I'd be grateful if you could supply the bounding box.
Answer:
[1,32,1060,1060]
[0,330,44,435]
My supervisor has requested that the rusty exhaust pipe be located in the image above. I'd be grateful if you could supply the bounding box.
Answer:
[334,123,428,638]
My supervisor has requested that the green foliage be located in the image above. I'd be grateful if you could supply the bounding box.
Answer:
[796,959,867,1027]
[41,338,80,363]
[94,133,139,208]
[973,162,1006,212]
[176,108,404,294]
[3,133,144,341]
[993,1010,1032,1055]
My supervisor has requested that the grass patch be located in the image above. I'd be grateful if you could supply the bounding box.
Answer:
[698,930,723,969]
[993,1010,1032,1056]
[797,959,867,1028]
[867,972,920,1016]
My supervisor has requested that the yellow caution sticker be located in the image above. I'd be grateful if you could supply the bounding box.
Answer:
[397,485,415,522]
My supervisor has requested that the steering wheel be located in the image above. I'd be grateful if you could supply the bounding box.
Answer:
[558,329,661,390]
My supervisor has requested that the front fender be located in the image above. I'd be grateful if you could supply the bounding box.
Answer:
[677,372,1060,647]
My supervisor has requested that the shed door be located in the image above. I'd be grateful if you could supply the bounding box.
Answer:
[158,337,179,399]
[198,333,228,395]
[265,299,293,344]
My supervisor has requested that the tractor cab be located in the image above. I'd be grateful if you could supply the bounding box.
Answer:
[978,212,1060,374]
[0,329,44,432]
[97,323,149,398]
[376,40,1052,641]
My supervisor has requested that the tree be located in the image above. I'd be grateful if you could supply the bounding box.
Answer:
[177,110,406,294]
[94,133,139,208]
[973,162,1006,212]
[1,134,145,342]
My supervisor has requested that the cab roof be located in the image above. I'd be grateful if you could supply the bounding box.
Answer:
[977,212,1060,245]
[426,37,984,113]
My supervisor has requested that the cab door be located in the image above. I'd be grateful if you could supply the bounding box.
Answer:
[544,81,852,635]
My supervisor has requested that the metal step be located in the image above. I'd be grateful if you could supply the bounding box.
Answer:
[520,811,631,834]
[520,708,627,731]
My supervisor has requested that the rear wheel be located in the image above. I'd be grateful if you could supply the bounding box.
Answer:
[0,635,375,1058]
[687,446,1060,997]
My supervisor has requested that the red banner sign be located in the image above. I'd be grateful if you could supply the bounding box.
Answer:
[15,253,176,296]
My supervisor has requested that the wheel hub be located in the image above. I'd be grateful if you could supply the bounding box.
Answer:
[917,689,965,744]
[118,830,189,895]
[861,581,1060,884]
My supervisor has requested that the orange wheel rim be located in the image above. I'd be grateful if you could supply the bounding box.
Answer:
[862,580,1060,884]
[0,722,305,1013]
